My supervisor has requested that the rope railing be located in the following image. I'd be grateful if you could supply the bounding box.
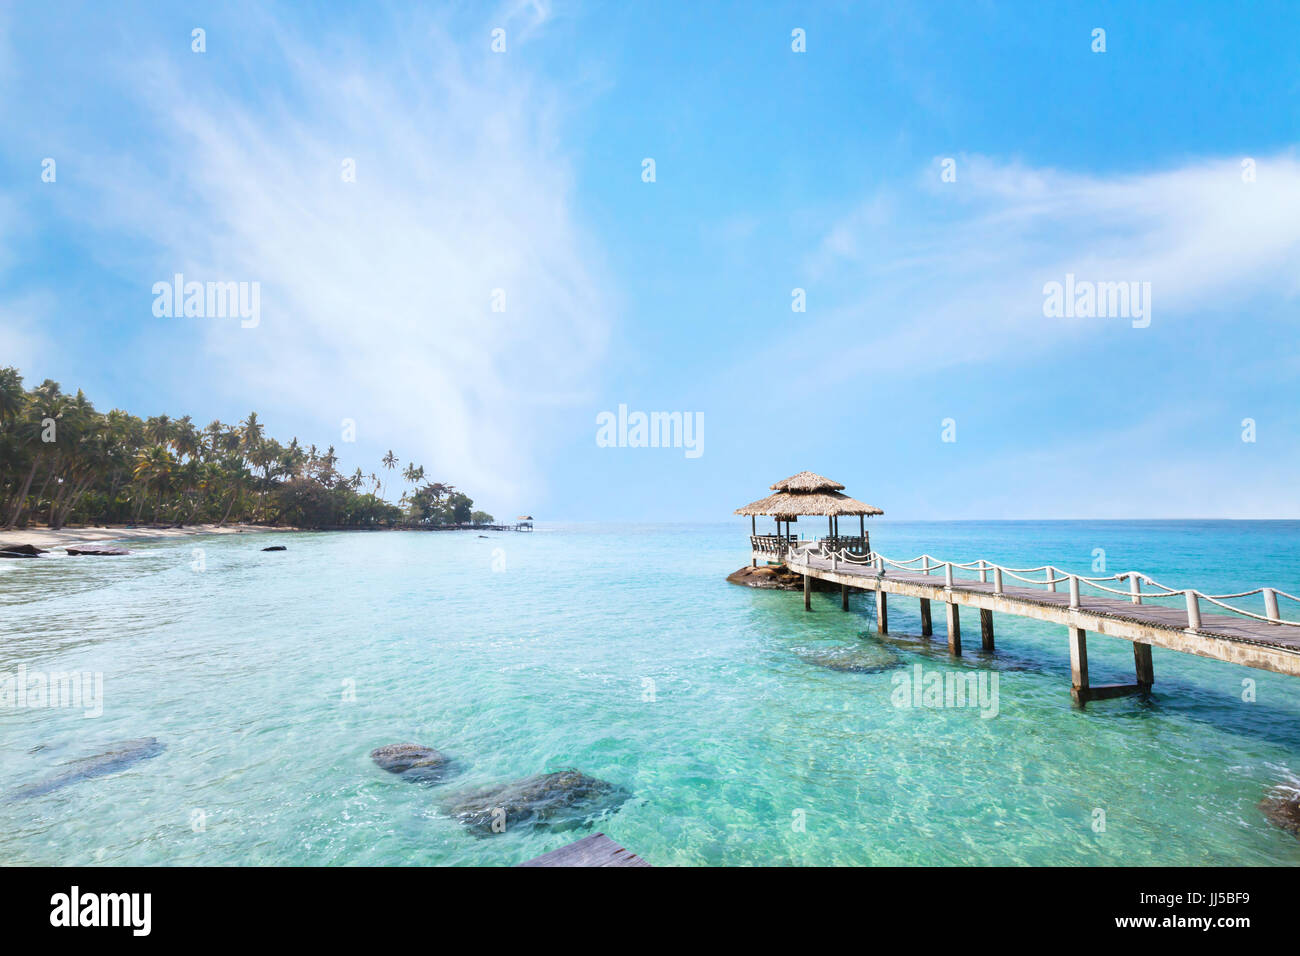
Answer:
[784,544,1300,630]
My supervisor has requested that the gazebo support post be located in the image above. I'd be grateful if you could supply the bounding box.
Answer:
[751,516,757,567]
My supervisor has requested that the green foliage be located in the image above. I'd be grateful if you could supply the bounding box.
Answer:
[0,366,467,531]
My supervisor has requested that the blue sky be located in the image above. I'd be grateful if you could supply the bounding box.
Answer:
[2,1,1299,520]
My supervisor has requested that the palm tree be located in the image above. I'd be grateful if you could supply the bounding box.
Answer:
[132,444,175,523]
[381,450,397,500]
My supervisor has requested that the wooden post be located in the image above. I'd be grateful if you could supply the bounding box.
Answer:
[1130,573,1142,605]
[1046,566,1057,593]
[993,567,1003,594]
[859,514,864,552]
[751,515,757,567]
[804,572,811,612]
[1185,591,1201,630]
[1134,642,1154,688]
[946,602,962,655]
[841,583,849,611]
[980,608,994,651]
[1264,588,1280,623]
[1068,627,1089,705]
[876,589,888,634]
[920,598,932,636]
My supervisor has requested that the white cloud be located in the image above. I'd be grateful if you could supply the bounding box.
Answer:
[69,14,609,510]
[779,152,1300,385]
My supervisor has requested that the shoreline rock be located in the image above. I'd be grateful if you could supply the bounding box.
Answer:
[64,546,130,556]
[727,564,839,592]
[1,543,47,556]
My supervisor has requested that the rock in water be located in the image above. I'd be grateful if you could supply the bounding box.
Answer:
[1260,782,1300,836]
[64,546,130,556]
[1,543,46,555]
[726,565,838,592]
[796,643,902,673]
[370,743,453,783]
[262,545,287,551]
[0,550,40,559]
[13,738,164,799]
[441,770,628,834]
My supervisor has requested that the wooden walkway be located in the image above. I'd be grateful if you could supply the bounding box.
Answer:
[777,548,1300,705]
[517,833,650,867]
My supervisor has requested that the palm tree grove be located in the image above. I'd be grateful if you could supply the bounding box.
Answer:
[0,367,490,531]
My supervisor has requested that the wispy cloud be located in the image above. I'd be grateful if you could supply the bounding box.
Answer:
[780,152,1300,384]
[51,10,610,509]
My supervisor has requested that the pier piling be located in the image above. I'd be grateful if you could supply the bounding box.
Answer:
[980,608,994,651]
[919,598,932,636]
[946,602,962,655]
[1134,642,1154,688]
[841,583,849,611]
[1068,627,1089,705]
[876,590,888,634]
[804,572,811,611]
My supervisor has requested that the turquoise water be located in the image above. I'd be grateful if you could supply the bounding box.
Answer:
[2,520,1300,866]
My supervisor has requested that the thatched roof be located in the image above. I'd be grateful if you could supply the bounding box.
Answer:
[516,515,533,520]
[735,490,883,517]
[770,471,845,492]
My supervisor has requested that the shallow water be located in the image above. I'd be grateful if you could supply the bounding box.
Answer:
[2,520,1299,865]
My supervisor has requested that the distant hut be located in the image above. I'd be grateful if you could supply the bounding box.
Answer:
[735,471,882,566]
[515,515,534,532]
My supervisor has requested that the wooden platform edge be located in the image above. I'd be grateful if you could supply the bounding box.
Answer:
[516,832,651,867]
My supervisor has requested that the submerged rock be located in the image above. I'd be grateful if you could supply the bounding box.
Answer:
[0,550,40,559]
[796,643,902,673]
[1260,782,1300,837]
[370,743,454,783]
[13,738,164,799]
[64,546,130,556]
[262,545,287,552]
[441,770,629,835]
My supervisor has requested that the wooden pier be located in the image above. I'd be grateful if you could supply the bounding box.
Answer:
[517,833,650,867]
[777,545,1300,706]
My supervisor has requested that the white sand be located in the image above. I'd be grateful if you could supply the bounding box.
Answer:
[0,523,287,550]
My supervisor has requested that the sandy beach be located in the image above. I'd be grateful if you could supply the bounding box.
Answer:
[0,523,286,550]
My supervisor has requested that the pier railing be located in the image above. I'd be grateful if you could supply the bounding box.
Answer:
[788,544,1300,629]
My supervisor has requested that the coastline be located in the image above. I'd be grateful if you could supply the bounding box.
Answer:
[0,523,287,550]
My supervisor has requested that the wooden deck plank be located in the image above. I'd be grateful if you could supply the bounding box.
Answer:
[517,833,651,867]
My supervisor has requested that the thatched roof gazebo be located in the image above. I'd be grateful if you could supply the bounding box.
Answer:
[735,471,882,565]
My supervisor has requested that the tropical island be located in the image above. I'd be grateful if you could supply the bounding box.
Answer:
[0,366,493,536]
